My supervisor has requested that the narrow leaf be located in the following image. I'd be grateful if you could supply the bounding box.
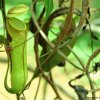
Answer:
[44,0,54,19]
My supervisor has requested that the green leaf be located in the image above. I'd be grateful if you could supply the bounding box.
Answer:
[33,36,76,78]
[35,2,44,19]
[44,0,54,19]
[0,35,5,44]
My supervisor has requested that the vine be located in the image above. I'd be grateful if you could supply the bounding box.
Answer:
[0,0,100,100]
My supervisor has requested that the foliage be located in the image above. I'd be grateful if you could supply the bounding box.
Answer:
[0,0,100,100]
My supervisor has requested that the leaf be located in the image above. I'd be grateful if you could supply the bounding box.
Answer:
[0,35,8,46]
[0,35,5,44]
[7,4,29,18]
[44,0,54,19]
[35,2,44,19]
[33,36,76,78]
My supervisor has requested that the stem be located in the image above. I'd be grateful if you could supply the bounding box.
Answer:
[1,0,6,44]
[32,1,62,98]
[16,94,20,100]
[1,0,11,42]
[66,44,85,70]
[34,76,42,100]
[49,71,61,100]
[55,83,77,100]
[86,48,100,71]
[86,71,96,100]
[85,48,100,100]
[1,0,6,25]
[42,80,47,100]
[31,0,83,71]
[42,74,62,100]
